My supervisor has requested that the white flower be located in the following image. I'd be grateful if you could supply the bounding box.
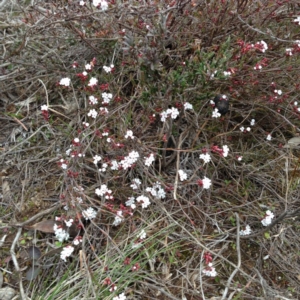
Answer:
[250,119,255,126]
[113,211,123,226]
[100,0,108,11]
[184,102,193,110]
[60,246,74,261]
[88,109,98,119]
[144,153,155,167]
[82,207,97,220]
[240,126,245,132]
[246,127,251,132]
[294,16,300,24]
[146,182,166,199]
[125,130,134,139]
[274,89,282,95]
[130,178,141,189]
[85,64,92,70]
[136,195,151,208]
[223,71,231,77]
[89,95,98,105]
[88,77,98,87]
[202,263,217,277]
[160,110,169,122]
[59,77,71,87]
[99,107,109,114]
[256,40,268,52]
[101,92,113,104]
[73,236,83,245]
[212,108,221,118]
[138,229,146,240]
[199,153,211,164]
[286,48,293,56]
[266,134,272,141]
[120,151,139,169]
[168,107,180,119]
[237,156,243,161]
[111,160,119,170]
[240,225,251,236]
[261,210,274,226]
[53,224,69,242]
[178,170,188,181]
[222,145,229,157]
[41,105,48,111]
[95,184,112,197]
[113,293,126,300]
[64,219,74,227]
[103,64,114,73]
[79,1,85,6]
[93,155,102,165]
[201,177,212,189]
[125,197,136,209]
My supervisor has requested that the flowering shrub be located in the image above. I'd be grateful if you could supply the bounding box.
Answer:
[3,0,300,299]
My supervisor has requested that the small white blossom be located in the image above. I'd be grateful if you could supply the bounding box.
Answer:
[41,105,48,111]
[144,153,155,167]
[168,107,180,119]
[293,16,300,24]
[64,219,74,227]
[136,195,151,208]
[256,40,268,52]
[103,64,114,73]
[54,224,69,242]
[60,246,74,261]
[246,127,251,132]
[95,184,112,197]
[125,130,134,139]
[113,211,124,226]
[88,109,98,119]
[200,177,212,189]
[286,48,293,56]
[130,178,141,190]
[240,225,251,236]
[93,155,102,165]
[237,156,243,161]
[240,126,245,132]
[59,77,71,87]
[89,95,98,105]
[120,151,139,169]
[138,229,146,240]
[111,160,119,170]
[212,108,221,118]
[202,263,217,277]
[101,92,113,104]
[261,210,274,226]
[82,207,97,220]
[266,134,272,141]
[146,182,166,199]
[222,145,229,157]
[79,1,85,6]
[99,107,109,115]
[178,170,188,181]
[85,64,92,70]
[184,102,193,110]
[199,153,211,164]
[274,89,282,95]
[113,293,126,300]
[250,119,255,126]
[126,197,136,209]
[223,71,231,77]
[88,77,98,87]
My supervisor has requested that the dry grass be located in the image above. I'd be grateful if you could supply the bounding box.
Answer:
[1,0,300,299]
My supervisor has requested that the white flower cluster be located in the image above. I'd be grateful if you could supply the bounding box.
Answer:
[82,207,97,220]
[125,130,134,139]
[202,263,217,277]
[41,105,48,111]
[93,155,102,165]
[102,92,113,104]
[53,224,69,242]
[240,225,252,236]
[88,108,98,119]
[92,0,108,11]
[222,145,229,157]
[103,64,114,73]
[160,107,180,122]
[113,210,123,226]
[201,177,212,189]
[144,153,155,167]
[60,245,74,262]
[137,229,147,240]
[59,77,71,87]
[178,170,188,181]
[89,95,98,105]
[261,210,274,226]
[88,77,98,87]
[120,151,139,169]
[184,102,193,110]
[136,195,151,208]
[130,178,141,190]
[212,108,221,118]
[95,184,113,198]
[199,153,211,164]
[113,293,126,300]
[146,182,166,199]
[126,197,136,209]
[255,40,268,52]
